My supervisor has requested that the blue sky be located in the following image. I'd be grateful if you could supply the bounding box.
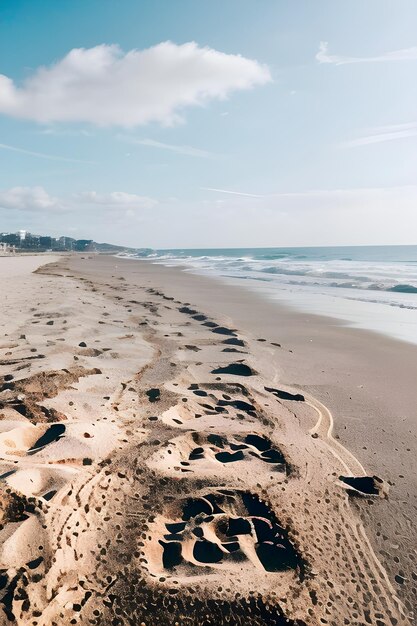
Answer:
[1,0,417,247]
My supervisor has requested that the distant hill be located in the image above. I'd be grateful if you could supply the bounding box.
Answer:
[93,241,135,252]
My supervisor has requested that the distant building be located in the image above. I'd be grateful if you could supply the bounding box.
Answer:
[39,236,52,249]
[74,239,94,251]
[0,241,15,255]
[0,231,116,253]
[1,232,20,246]
[0,231,70,251]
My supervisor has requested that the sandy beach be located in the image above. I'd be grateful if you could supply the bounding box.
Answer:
[0,254,415,625]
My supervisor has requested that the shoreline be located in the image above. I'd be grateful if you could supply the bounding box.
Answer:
[138,256,417,346]
[120,245,417,347]
[0,253,415,624]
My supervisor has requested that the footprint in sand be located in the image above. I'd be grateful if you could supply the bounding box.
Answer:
[146,490,304,578]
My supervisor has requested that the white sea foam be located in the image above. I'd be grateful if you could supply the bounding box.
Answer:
[119,246,417,344]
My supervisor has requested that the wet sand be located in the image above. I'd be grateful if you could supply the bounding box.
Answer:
[0,254,415,625]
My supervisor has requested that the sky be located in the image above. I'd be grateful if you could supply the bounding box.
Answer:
[1,0,417,249]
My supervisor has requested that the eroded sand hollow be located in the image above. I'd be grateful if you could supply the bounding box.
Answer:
[0,256,411,625]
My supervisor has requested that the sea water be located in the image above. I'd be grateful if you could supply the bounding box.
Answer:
[121,245,417,345]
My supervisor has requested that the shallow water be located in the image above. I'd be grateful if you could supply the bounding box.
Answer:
[120,245,417,345]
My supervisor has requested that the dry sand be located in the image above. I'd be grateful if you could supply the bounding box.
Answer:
[0,254,415,625]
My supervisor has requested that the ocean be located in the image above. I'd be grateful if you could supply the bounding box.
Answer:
[120,245,417,345]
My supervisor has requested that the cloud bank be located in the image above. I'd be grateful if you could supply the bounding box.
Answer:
[76,190,156,210]
[0,42,271,127]
[0,187,156,213]
[0,186,63,211]
[316,41,417,65]
[2,185,417,246]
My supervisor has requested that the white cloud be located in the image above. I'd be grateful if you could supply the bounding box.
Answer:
[0,42,271,127]
[0,187,156,214]
[0,186,63,211]
[76,190,156,210]
[36,127,93,137]
[342,122,417,147]
[0,141,94,163]
[201,187,264,198]
[316,41,417,65]
[122,137,214,158]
